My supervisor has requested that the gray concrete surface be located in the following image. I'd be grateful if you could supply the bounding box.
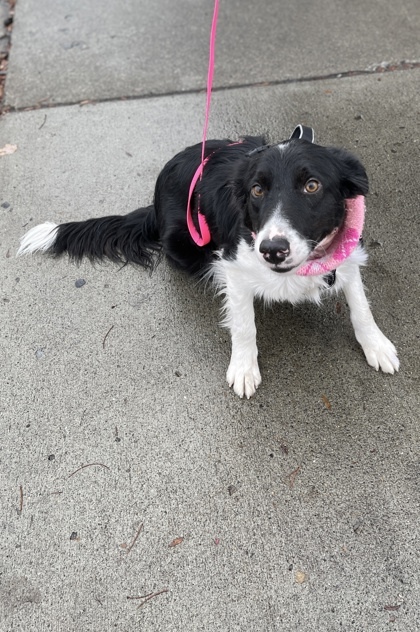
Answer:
[1,1,419,631]
[5,0,420,108]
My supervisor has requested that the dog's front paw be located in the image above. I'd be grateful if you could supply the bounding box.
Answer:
[357,328,400,374]
[226,356,262,399]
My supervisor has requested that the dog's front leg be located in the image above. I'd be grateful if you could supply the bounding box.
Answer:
[222,281,261,398]
[342,266,399,373]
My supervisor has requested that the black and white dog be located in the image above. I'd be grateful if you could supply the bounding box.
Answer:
[18,128,399,397]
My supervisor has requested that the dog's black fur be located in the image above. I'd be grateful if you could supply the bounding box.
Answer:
[48,136,368,275]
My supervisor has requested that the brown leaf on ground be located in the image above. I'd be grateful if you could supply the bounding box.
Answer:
[168,536,184,548]
[295,570,308,584]
[0,143,17,156]
[321,394,332,410]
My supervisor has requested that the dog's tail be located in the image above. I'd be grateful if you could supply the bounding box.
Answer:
[17,206,161,269]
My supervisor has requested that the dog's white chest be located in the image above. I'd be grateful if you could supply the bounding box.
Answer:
[212,239,330,306]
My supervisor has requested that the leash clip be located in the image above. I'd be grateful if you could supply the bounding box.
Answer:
[246,144,271,157]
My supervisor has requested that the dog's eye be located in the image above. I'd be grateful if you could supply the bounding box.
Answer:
[251,184,264,198]
[304,179,321,194]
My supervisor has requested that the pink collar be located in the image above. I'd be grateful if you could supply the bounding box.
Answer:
[296,195,365,276]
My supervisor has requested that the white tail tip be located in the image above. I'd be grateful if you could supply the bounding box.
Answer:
[17,222,59,256]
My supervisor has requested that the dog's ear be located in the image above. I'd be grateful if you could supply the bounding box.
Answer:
[328,147,369,198]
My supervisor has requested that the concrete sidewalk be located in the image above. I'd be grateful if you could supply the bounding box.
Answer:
[1,1,419,631]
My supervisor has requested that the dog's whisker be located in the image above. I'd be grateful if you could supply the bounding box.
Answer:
[308,240,328,257]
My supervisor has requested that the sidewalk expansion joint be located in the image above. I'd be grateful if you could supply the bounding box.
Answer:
[1,59,420,115]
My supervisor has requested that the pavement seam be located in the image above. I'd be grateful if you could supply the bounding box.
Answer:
[2,59,420,115]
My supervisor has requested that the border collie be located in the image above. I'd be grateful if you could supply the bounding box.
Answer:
[18,130,399,398]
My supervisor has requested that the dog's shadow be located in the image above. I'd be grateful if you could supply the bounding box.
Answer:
[255,298,353,364]
[149,262,358,389]
[156,262,224,341]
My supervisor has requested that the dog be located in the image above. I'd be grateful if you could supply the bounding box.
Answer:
[18,128,399,398]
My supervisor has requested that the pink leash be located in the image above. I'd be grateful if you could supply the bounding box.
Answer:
[187,0,366,273]
[186,0,219,246]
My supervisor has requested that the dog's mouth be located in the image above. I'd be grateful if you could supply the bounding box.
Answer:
[307,228,340,260]
[253,225,343,274]
[267,228,341,273]
[253,238,309,274]
[270,265,295,273]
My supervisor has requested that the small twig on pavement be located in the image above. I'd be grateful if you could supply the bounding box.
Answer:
[127,588,169,608]
[287,465,301,489]
[19,484,23,513]
[67,462,110,479]
[102,325,114,349]
[126,522,144,554]
[137,589,169,608]
[127,592,154,600]
[38,114,47,130]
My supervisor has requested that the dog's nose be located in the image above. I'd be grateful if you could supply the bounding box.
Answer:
[259,238,290,264]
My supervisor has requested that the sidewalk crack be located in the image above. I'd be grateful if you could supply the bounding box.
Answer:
[2,58,420,115]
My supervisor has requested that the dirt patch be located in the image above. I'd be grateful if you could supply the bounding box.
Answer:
[0,575,42,614]
[0,0,15,112]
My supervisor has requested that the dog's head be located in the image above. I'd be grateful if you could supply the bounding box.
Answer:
[238,139,369,273]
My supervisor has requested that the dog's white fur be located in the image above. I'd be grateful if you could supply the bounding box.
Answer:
[212,240,399,398]
[18,222,58,255]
